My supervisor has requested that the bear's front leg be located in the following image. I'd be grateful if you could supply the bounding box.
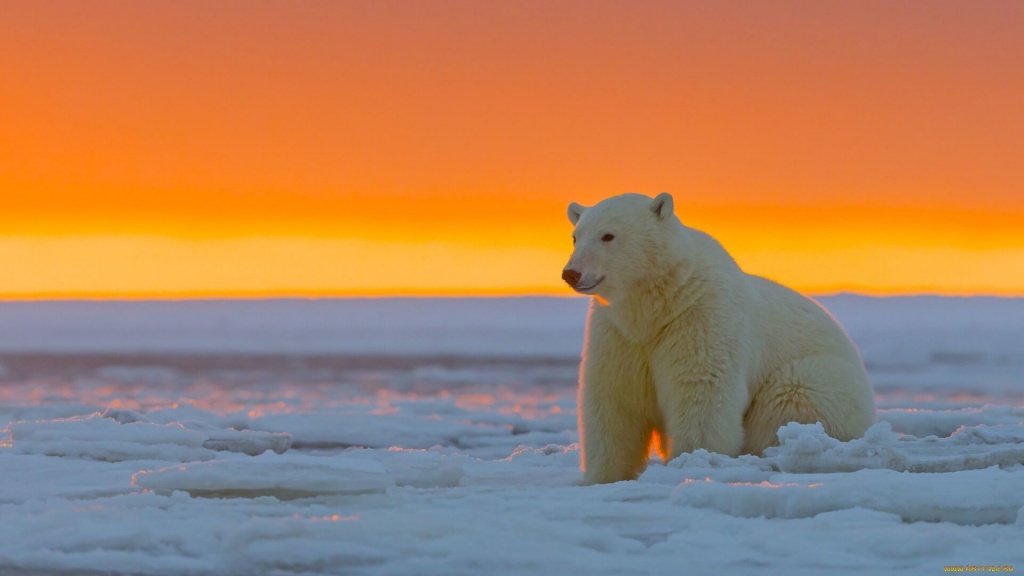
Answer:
[578,317,660,485]
[650,342,748,460]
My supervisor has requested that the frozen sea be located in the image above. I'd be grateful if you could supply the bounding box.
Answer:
[1,296,1022,575]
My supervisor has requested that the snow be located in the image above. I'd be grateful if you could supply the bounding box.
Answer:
[672,465,1024,525]
[10,412,291,462]
[0,296,1022,575]
[133,453,394,499]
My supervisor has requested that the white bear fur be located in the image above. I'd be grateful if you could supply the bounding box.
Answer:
[564,193,876,485]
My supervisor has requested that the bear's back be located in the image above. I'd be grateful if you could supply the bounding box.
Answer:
[745,274,862,367]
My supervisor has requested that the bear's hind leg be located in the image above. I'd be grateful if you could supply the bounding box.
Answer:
[742,356,876,455]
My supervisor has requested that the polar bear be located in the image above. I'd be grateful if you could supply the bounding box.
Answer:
[562,192,876,484]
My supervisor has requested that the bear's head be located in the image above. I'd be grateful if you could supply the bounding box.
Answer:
[562,192,685,301]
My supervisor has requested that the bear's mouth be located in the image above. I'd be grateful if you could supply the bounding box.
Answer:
[574,276,605,294]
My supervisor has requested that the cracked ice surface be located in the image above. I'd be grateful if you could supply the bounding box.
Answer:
[0,296,1022,575]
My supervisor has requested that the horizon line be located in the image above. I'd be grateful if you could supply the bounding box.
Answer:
[2,287,1023,302]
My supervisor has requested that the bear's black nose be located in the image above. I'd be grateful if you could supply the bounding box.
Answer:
[562,268,581,288]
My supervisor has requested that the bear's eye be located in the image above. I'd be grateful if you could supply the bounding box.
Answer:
[601,233,615,242]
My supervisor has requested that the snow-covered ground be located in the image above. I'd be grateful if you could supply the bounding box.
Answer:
[0,296,1022,575]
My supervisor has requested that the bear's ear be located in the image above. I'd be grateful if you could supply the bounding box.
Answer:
[567,202,586,225]
[651,192,674,220]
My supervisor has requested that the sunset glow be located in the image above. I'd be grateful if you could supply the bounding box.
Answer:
[2,2,1022,298]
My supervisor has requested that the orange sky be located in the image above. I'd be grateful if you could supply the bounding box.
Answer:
[1,2,1022,298]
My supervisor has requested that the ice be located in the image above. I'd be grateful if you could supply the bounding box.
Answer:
[237,388,577,460]
[651,420,1024,525]
[0,453,141,503]
[0,298,589,357]
[0,296,1022,575]
[9,414,217,462]
[133,453,393,499]
[8,412,291,462]
[880,405,1024,438]
[769,421,1024,473]
[670,467,1024,525]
